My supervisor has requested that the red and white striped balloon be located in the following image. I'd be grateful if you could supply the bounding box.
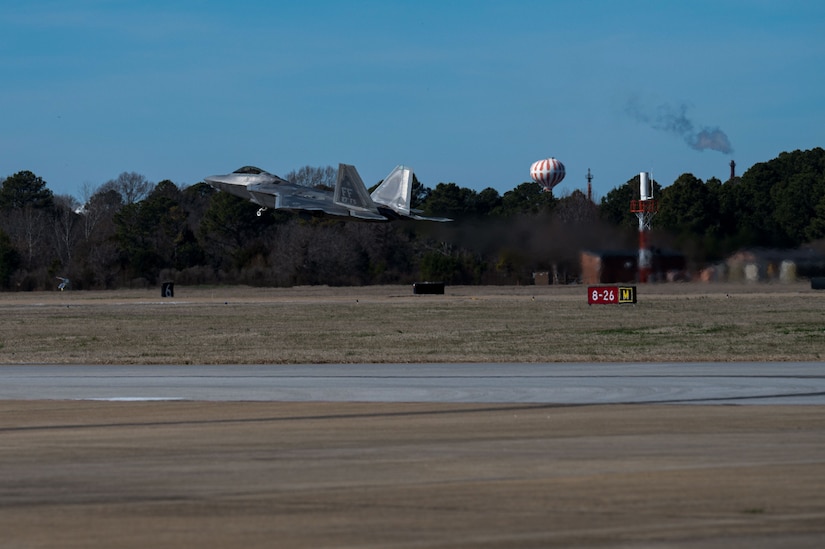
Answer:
[530,158,566,192]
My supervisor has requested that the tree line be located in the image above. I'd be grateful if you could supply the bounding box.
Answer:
[1,147,824,290]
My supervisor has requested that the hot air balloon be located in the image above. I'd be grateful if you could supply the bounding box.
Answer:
[530,158,565,192]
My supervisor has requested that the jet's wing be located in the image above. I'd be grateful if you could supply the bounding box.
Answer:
[246,183,364,218]
[405,211,453,222]
[246,187,281,210]
[261,186,348,216]
[333,164,387,220]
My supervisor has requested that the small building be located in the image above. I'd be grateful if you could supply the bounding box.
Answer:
[726,248,825,283]
[581,249,686,284]
[532,271,550,285]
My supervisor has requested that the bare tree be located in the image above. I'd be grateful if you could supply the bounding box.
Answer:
[284,166,336,189]
[74,187,123,288]
[52,194,81,267]
[81,187,123,241]
[553,189,598,225]
[104,172,154,205]
[4,207,47,268]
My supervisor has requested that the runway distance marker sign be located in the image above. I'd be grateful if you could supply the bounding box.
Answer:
[588,285,637,305]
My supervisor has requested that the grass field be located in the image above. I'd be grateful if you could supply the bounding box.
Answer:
[1,282,822,364]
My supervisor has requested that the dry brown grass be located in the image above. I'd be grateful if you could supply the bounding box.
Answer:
[3,401,824,548]
[1,282,822,364]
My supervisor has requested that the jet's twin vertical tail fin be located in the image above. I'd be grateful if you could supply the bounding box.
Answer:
[333,164,387,220]
[333,163,452,222]
[372,165,452,222]
[370,165,413,216]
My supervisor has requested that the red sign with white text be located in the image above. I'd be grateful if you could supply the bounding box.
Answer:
[588,286,636,305]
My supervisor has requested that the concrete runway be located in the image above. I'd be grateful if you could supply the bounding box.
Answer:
[2,362,824,404]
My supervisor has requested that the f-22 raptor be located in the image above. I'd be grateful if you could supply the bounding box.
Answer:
[205,164,451,222]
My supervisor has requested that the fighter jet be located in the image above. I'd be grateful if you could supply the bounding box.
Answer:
[204,164,451,222]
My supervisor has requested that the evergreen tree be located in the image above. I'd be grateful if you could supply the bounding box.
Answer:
[0,171,54,211]
[0,229,20,289]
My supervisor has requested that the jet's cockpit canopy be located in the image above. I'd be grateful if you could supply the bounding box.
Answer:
[232,166,270,175]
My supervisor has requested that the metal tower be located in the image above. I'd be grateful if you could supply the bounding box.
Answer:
[586,168,593,202]
[629,172,658,282]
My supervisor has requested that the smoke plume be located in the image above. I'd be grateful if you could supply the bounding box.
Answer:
[625,98,734,154]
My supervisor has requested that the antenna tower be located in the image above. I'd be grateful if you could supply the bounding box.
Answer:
[586,168,593,202]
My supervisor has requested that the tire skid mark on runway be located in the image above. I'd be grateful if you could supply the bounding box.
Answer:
[662,390,825,404]
[0,402,589,433]
[4,388,823,433]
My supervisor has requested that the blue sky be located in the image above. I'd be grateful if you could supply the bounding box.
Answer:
[2,1,823,202]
